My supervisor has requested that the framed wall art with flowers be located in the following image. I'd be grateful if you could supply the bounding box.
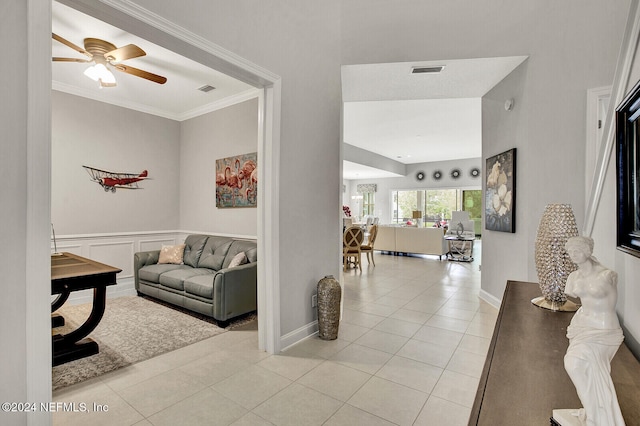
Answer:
[485,148,516,233]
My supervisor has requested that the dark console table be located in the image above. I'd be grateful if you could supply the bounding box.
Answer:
[51,252,120,366]
[469,280,640,425]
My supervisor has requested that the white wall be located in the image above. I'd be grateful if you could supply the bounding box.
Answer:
[51,91,181,235]
[179,98,258,237]
[346,158,482,224]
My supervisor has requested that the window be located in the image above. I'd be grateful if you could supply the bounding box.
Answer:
[463,190,482,235]
[391,189,482,236]
[362,192,375,216]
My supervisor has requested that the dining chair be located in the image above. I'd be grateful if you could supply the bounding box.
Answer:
[343,226,364,272]
[360,224,378,266]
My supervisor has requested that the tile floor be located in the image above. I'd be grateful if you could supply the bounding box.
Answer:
[53,242,497,425]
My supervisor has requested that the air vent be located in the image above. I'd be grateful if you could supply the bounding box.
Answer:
[197,84,216,93]
[411,66,445,74]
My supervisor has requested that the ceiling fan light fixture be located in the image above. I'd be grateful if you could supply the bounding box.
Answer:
[84,63,116,87]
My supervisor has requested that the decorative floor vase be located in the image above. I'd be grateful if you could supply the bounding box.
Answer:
[533,204,579,312]
[317,275,341,340]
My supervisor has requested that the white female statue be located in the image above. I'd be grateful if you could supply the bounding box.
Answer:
[556,236,625,426]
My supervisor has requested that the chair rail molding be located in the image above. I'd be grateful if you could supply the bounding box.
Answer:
[584,0,640,237]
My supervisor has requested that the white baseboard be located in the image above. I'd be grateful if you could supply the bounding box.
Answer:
[280,320,319,352]
[479,289,502,310]
[65,277,136,305]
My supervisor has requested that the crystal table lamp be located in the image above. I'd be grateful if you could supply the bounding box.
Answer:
[532,204,579,312]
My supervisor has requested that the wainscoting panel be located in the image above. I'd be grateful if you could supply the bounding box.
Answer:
[52,244,82,256]
[139,237,178,252]
[53,231,181,305]
[89,240,135,278]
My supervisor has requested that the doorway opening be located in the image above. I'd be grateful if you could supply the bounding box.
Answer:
[51,0,281,358]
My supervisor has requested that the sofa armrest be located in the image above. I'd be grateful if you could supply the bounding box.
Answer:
[134,250,160,289]
[212,262,257,321]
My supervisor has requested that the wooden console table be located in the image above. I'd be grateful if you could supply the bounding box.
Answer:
[51,252,121,366]
[469,280,640,425]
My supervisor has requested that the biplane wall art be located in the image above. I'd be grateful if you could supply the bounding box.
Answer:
[83,165,149,193]
[215,152,257,208]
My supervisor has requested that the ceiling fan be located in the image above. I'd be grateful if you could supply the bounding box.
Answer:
[52,33,167,88]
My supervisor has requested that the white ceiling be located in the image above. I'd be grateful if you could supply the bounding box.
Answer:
[52,2,527,178]
[344,98,482,164]
[342,56,528,179]
[52,1,257,121]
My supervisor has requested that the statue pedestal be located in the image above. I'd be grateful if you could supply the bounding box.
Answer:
[551,409,585,426]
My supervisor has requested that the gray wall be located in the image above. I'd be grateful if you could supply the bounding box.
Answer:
[52,91,181,234]
[133,0,344,336]
[481,62,529,296]
[2,0,52,424]
[179,98,258,236]
[52,92,258,237]
[345,158,482,224]
[1,0,29,421]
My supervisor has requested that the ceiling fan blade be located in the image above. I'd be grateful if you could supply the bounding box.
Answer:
[52,33,92,59]
[105,44,146,63]
[52,57,91,63]
[113,64,167,85]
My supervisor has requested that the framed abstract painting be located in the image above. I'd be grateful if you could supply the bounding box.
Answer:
[215,152,257,208]
[485,148,516,233]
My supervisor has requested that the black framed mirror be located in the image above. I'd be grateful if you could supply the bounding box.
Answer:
[616,78,640,257]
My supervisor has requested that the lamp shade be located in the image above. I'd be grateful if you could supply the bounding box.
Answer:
[412,211,422,219]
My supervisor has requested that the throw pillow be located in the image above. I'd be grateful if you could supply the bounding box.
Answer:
[158,244,186,264]
[228,252,247,268]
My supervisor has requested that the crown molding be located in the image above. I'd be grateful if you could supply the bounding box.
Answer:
[52,80,181,120]
[53,81,261,121]
[178,88,261,121]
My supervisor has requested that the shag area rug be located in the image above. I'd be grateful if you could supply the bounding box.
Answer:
[52,295,256,390]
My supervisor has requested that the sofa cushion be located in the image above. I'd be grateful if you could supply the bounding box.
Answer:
[222,240,257,269]
[158,244,186,264]
[139,264,187,283]
[184,274,215,299]
[197,237,233,271]
[228,252,247,268]
[159,268,213,291]
[182,234,209,268]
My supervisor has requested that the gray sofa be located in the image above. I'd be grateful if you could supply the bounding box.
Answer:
[134,234,257,326]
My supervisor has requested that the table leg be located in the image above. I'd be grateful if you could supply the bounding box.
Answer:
[51,289,70,327]
[52,286,107,366]
[51,290,70,312]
